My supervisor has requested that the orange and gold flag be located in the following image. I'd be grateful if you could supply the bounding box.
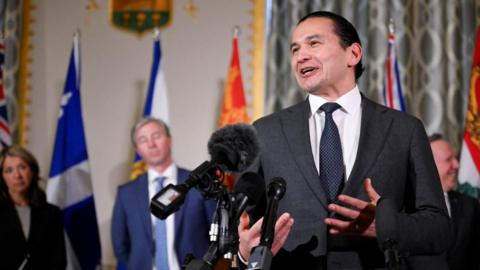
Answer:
[218,35,250,190]
[218,36,250,127]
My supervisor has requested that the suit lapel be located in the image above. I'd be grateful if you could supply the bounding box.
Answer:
[343,97,392,197]
[134,175,153,241]
[448,192,460,234]
[174,168,187,235]
[280,99,329,209]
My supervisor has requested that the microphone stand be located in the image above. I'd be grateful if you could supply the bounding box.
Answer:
[384,239,399,270]
[184,187,237,270]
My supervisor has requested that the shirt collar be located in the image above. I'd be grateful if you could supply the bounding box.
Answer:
[148,163,176,184]
[308,85,362,115]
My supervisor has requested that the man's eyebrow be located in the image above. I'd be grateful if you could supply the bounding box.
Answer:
[290,34,323,50]
[290,42,298,50]
[305,34,322,41]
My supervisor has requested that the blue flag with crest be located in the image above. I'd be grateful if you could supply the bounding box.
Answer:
[47,33,101,270]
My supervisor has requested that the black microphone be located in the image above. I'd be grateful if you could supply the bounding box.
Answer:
[259,177,286,247]
[377,202,399,270]
[207,123,260,172]
[247,177,287,270]
[217,172,266,255]
[233,172,266,221]
[151,124,259,220]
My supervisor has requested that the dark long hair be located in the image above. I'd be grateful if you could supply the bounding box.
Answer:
[0,145,46,207]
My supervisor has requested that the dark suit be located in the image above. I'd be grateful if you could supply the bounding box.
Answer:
[249,97,451,269]
[446,191,480,270]
[111,167,215,270]
[0,201,66,270]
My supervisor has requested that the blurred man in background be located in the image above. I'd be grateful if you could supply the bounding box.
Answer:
[429,134,480,270]
[112,117,215,270]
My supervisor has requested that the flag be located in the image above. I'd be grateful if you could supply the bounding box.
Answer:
[218,34,250,127]
[46,33,101,270]
[382,27,406,111]
[218,34,250,190]
[0,37,11,148]
[458,28,480,199]
[130,30,169,179]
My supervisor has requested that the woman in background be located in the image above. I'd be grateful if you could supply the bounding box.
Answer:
[0,145,66,270]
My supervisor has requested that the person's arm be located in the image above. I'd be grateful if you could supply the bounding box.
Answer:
[471,198,480,269]
[376,119,451,254]
[49,205,67,270]
[325,119,451,255]
[111,188,130,268]
[237,212,294,262]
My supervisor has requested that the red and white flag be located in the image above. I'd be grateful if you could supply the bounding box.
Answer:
[0,38,11,148]
[458,28,480,198]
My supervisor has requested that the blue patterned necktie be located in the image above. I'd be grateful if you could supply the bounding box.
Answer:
[319,103,345,202]
[155,176,169,270]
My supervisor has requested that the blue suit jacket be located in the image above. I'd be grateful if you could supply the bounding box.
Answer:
[111,167,215,270]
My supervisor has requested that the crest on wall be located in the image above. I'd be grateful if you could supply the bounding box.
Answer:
[109,0,172,34]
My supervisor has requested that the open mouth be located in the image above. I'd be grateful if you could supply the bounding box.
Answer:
[300,66,317,76]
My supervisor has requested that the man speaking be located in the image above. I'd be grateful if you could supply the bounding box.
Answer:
[238,11,451,269]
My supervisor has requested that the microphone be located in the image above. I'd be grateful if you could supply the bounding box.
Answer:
[377,202,399,270]
[232,172,266,221]
[259,178,286,247]
[217,172,266,255]
[151,124,259,220]
[247,177,286,270]
[207,123,260,172]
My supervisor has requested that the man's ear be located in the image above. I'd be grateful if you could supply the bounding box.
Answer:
[347,43,362,67]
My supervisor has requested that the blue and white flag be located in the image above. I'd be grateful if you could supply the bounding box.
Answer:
[46,33,101,270]
[143,30,169,122]
[131,30,169,179]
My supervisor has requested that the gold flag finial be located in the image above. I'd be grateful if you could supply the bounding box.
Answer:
[184,0,198,22]
[85,0,99,25]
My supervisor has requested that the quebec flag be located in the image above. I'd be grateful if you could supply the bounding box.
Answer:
[46,33,101,270]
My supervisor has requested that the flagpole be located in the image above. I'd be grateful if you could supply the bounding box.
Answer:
[153,27,160,41]
[233,25,240,38]
[388,18,394,35]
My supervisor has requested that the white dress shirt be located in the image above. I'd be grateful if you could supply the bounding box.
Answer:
[148,164,180,270]
[308,85,363,181]
[444,192,452,217]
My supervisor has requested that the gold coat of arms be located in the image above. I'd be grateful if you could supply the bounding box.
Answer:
[110,0,172,34]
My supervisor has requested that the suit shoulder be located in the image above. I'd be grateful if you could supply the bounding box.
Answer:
[45,202,62,212]
[364,97,424,127]
[117,175,146,192]
[45,203,63,218]
[254,101,306,128]
[177,167,191,177]
[452,191,480,205]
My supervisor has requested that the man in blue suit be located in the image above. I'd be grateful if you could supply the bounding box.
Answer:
[112,117,215,270]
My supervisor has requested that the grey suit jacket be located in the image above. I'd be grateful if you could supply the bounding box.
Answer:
[249,96,451,269]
